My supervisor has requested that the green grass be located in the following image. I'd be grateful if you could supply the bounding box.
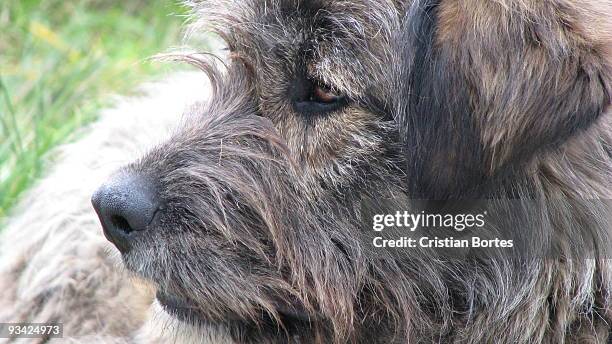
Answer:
[0,0,191,218]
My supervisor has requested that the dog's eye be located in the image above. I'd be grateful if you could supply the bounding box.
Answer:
[293,80,347,115]
[312,84,341,103]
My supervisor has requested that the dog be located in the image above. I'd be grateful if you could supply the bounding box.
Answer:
[2,0,611,343]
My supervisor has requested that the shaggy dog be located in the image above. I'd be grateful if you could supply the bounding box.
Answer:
[1,0,612,343]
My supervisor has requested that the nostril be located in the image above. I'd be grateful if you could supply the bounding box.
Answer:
[111,215,134,235]
[91,172,159,253]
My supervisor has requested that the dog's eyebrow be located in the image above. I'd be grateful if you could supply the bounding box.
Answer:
[306,63,363,100]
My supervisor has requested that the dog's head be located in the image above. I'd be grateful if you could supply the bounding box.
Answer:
[91,0,610,342]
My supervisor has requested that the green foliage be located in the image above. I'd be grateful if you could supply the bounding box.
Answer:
[0,0,189,218]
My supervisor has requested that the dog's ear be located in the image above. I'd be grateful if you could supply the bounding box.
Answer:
[396,0,611,198]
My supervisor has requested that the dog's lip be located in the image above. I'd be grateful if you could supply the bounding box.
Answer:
[156,291,257,327]
[156,290,315,326]
[156,291,206,322]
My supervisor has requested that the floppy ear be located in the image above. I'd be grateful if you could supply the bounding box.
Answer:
[397,0,611,199]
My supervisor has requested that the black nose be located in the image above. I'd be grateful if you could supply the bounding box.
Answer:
[91,173,159,253]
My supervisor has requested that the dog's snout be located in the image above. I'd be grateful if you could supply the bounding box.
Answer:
[91,173,159,253]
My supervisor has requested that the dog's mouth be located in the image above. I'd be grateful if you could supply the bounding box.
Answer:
[156,291,208,323]
[156,290,316,333]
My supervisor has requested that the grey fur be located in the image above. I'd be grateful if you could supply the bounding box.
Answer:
[1,0,611,343]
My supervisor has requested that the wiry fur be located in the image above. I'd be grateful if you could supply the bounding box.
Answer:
[1,0,611,343]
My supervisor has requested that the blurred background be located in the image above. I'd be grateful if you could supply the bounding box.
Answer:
[0,0,191,219]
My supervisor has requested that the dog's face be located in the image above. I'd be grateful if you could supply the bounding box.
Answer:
[93,1,406,342]
[91,0,610,342]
